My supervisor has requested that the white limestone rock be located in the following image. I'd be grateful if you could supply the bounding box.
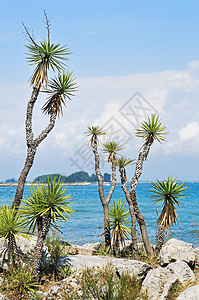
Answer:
[194,247,199,267]
[57,254,152,281]
[141,260,195,300]
[159,238,196,267]
[177,285,199,300]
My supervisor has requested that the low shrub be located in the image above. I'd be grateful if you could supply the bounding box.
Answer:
[0,263,39,299]
[64,264,148,300]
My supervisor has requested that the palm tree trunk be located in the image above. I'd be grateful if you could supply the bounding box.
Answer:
[113,234,120,257]
[129,142,154,257]
[8,233,19,265]
[155,225,165,254]
[12,87,57,210]
[33,216,51,281]
[12,147,36,209]
[91,137,111,249]
[103,203,111,250]
[119,166,139,260]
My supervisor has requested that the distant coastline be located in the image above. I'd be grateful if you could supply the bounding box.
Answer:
[0,182,92,187]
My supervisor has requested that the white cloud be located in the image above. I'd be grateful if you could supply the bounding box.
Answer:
[1,60,199,179]
[179,122,199,141]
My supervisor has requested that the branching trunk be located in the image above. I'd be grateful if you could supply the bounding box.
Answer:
[12,88,57,210]
[33,215,51,282]
[91,138,117,250]
[119,166,139,260]
[129,142,154,257]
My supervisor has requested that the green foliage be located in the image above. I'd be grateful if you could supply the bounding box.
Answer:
[64,265,147,300]
[136,114,168,144]
[20,183,45,233]
[58,265,73,280]
[167,280,180,299]
[25,19,70,89]
[20,177,73,232]
[33,173,67,183]
[102,141,123,162]
[66,171,91,183]
[44,177,73,222]
[0,263,39,299]
[42,71,77,116]
[45,231,72,280]
[90,173,98,182]
[103,173,111,182]
[117,156,134,167]
[85,126,106,145]
[33,171,104,183]
[109,198,131,254]
[0,205,27,240]
[46,231,66,265]
[85,126,106,137]
[149,175,188,228]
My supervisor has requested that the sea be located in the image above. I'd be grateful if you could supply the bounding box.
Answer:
[1,182,199,246]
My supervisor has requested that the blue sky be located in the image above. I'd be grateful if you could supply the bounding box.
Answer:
[1,0,199,181]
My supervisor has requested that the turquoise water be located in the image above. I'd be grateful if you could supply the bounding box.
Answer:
[0,183,199,246]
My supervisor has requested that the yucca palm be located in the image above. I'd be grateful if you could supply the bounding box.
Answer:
[0,206,27,264]
[20,177,73,281]
[12,15,76,210]
[86,127,121,250]
[42,71,77,116]
[85,126,106,145]
[102,141,123,163]
[129,114,168,257]
[109,198,131,256]
[25,34,70,89]
[20,183,45,234]
[117,156,134,181]
[136,114,168,146]
[150,175,187,224]
[149,175,187,252]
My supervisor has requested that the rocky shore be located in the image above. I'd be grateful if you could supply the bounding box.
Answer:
[1,237,199,299]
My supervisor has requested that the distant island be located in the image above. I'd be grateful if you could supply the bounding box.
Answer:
[33,171,111,183]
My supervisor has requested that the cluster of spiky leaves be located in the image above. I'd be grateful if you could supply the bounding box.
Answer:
[1,263,39,299]
[109,198,131,248]
[117,157,134,181]
[0,205,27,240]
[20,177,73,233]
[149,175,188,228]
[23,13,76,117]
[85,126,106,145]
[117,156,134,167]
[42,71,77,116]
[102,141,123,162]
[136,114,168,145]
[26,39,70,89]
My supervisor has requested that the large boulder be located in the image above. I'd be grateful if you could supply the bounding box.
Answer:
[57,254,152,281]
[159,238,196,267]
[194,247,199,267]
[176,285,199,299]
[141,260,195,300]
